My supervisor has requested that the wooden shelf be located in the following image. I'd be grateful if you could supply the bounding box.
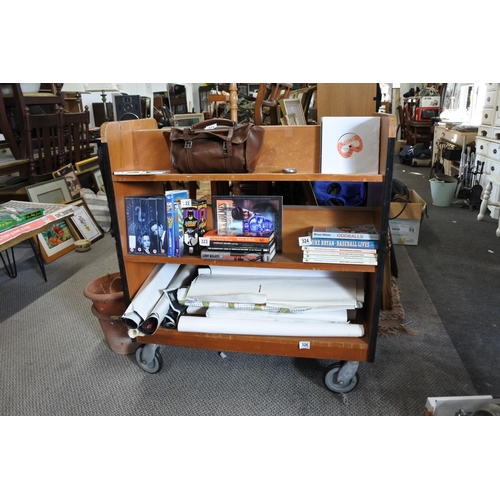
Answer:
[102,114,396,367]
[135,327,371,361]
[123,252,378,273]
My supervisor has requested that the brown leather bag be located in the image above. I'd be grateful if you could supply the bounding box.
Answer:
[166,118,265,174]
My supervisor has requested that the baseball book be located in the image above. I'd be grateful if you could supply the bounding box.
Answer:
[302,247,377,256]
[304,236,379,249]
[311,224,379,240]
[212,195,283,252]
[303,255,377,265]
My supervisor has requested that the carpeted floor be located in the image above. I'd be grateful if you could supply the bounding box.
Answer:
[0,232,476,415]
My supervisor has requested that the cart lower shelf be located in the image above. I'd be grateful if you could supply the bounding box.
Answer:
[134,327,371,361]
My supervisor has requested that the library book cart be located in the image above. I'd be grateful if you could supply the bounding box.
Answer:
[101,114,395,394]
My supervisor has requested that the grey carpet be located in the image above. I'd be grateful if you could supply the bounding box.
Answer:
[0,233,476,415]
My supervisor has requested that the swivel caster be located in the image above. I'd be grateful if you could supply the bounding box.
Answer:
[135,344,163,374]
[323,361,359,393]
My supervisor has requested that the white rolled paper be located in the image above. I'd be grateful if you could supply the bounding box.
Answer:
[121,263,180,329]
[205,307,348,323]
[177,316,364,337]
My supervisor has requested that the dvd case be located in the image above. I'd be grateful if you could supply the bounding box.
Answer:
[125,195,167,255]
[212,195,283,252]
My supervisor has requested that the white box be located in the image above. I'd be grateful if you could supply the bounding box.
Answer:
[320,117,380,175]
[420,96,440,107]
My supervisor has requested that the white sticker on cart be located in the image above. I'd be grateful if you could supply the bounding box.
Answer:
[299,341,310,349]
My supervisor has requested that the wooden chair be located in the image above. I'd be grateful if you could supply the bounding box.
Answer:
[254,83,293,125]
[404,103,433,146]
[397,105,406,141]
[24,107,62,183]
[57,106,92,166]
[0,83,64,160]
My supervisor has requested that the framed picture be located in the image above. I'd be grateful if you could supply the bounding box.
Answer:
[53,163,82,200]
[25,177,72,205]
[212,195,283,252]
[171,113,204,128]
[280,98,306,126]
[92,168,105,193]
[69,199,103,242]
[35,218,75,264]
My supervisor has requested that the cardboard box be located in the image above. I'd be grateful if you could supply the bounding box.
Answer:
[420,96,440,107]
[320,117,380,174]
[389,189,427,245]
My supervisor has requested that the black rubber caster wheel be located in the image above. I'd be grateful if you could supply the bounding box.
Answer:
[323,362,359,393]
[135,346,163,374]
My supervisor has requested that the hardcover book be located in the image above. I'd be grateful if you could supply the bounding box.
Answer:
[212,195,283,252]
[311,224,379,240]
[165,189,189,257]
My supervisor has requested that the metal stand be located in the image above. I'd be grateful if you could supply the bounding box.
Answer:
[0,239,47,281]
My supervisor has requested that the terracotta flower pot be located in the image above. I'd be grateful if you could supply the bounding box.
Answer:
[90,305,139,355]
[83,272,126,316]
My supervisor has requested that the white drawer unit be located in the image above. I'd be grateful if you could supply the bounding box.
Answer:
[476,83,500,222]
[478,124,492,139]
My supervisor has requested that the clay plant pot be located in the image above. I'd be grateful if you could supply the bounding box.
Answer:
[90,305,139,355]
[83,272,126,316]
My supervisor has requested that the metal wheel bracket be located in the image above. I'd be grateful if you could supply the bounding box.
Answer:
[337,361,359,387]
[138,343,159,365]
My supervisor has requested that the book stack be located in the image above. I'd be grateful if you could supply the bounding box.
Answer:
[0,201,45,232]
[301,224,379,265]
[200,229,276,262]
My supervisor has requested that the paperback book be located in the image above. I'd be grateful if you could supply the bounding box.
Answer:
[302,247,377,256]
[303,253,377,263]
[311,224,379,240]
[203,228,275,244]
[212,195,283,252]
[200,247,276,262]
[303,255,378,265]
[304,236,378,249]
[206,240,276,253]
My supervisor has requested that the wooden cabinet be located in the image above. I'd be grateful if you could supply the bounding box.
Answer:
[101,114,396,391]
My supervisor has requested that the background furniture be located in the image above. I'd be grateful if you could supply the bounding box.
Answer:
[476,83,500,229]
[102,113,396,392]
[254,83,293,125]
[432,124,478,177]
[0,83,64,160]
[316,83,378,119]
